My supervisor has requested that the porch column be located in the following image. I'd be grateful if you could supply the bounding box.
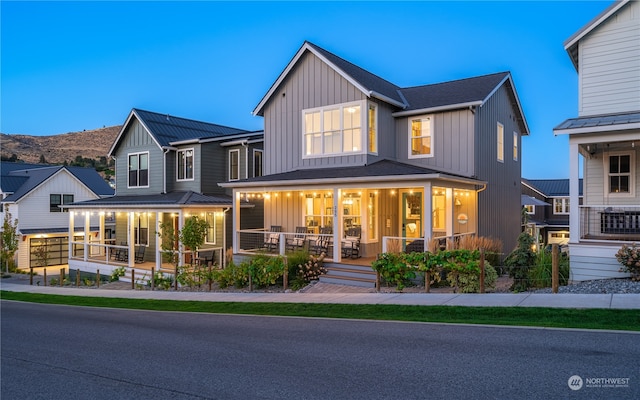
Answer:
[98,212,105,246]
[445,188,454,239]
[84,211,90,262]
[178,211,185,265]
[569,142,580,244]
[155,211,162,271]
[128,212,135,269]
[332,188,341,261]
[422,183,432,251]
[68,211,75,261]
[233,190,241,253]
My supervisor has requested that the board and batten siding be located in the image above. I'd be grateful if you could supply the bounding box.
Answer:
[366,100,398,164]
[578,0,640,117]
[395,108,475,177]
[583,148,640,206]
[262,51,368,175]
[201,143,227,195]
[475,84,523,255]
[114,120,163,196]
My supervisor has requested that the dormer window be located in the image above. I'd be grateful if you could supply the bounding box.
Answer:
[177,148,194,181]
[302,101,364,157]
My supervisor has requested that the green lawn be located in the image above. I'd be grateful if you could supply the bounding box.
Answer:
[2,290,638,331]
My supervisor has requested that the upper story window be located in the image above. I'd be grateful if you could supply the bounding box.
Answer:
[368,104,377,154]
[513,132,518,161]
[523,205,535,214]
[408,115,433,158]
[177,148,194,181]
[128,152,149,188]
[229,149,240,181]
[302,101,363,157]
[553,198,569,215]
[497,123,504,162]
[50,194,74,212]
[607,152,634,196]
[253,149,263,177]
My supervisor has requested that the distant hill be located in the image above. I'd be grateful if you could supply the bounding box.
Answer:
[0,126,121,165]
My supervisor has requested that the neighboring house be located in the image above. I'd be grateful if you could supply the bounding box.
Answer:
[521,178,583,249]
[0,162,114,269]
[222,41,529,262]
[66,108,263,273]
[554,0,640,281]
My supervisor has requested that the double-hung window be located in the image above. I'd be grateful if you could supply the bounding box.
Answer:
[607,152,634,195]
[50,194,74,212]
[303,102,363,157]
[229,149,240,181]
[553,198,569,215]
[253,149,263,177]
[177,148,194,181]
[409,115,433,158]
[128,152,149,187]
[134,213,149,246]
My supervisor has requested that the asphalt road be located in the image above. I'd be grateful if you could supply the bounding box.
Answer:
[2,300,638,400]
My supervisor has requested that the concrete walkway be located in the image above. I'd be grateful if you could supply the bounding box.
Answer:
[2,281,639,309]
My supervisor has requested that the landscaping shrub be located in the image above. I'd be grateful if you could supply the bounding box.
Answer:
[615,243,640,281]
[212,261,249,289]
[529,248,570,288]
[372,252,416,291]
[504,232,536,291]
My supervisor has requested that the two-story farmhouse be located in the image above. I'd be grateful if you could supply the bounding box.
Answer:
[0,162,114,269]
[554,0,640,281]
[66,108,263,274]
[522,178,583,250]
[222,41,529,263]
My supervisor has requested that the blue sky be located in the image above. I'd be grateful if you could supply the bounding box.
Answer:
[1,1,611,179]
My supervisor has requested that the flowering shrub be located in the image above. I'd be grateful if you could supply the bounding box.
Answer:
[615,243,640,281]
[295,253,327,284]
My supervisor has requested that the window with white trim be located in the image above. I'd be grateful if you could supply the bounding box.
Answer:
[177,148,194,181]
[302,102,363,157]
[128,152,149,187]
[50,194,74,212]
[409,115,433,158]
[607,152,634,195]
[205,212,218,244]
[513,131,518,161]
[553,198,569,215]
[253,149,263,177]
[229,149,239,181]
[524,205,534,214]
[497,123,504,162]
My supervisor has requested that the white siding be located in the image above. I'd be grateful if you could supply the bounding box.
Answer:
[569,243,631,281]
[583,147,640,206]
[578,0,640,116]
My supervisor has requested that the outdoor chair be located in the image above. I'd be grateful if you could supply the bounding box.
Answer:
[262,225,282,252]
[196,249,215,267]
[286,226,309,252]
[134,245,145,263]
[341,226,361,259]
[309,226,332,256]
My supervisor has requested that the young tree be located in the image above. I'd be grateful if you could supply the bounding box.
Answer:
[179,216,209,267]
[1,206,20,274]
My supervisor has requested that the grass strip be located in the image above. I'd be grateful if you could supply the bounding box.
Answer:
[2,290,638,331]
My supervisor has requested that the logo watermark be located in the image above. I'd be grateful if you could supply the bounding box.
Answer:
[568,375,630,390]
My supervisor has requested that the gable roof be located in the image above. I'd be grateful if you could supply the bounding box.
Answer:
[108,108,260,156]
[0,162,114,203]
[564,0,631,70]
[523,178,583,197]
[220,159,484,188]
[253,41,529,135]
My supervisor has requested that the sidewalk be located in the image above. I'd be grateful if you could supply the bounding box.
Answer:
[2,280,639,309]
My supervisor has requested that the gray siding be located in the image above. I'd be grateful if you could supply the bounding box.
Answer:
[475,84,523,255]
[262,52,368,175]
[114,120,163,196]
[395,108,475,177]
[366,100,397,163]
[201,143,227,195]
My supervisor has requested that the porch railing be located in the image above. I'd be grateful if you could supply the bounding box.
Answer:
[580,206,640,241]
[381,232,477,253]
[236,229,334,259]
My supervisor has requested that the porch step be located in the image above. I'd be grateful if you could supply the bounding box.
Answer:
[321,264,377,288]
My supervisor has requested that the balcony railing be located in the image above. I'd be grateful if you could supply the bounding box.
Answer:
[580,206,640,241]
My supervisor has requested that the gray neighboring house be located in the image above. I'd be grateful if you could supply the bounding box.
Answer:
[222,41,530,262]
[554,0,640,281]
[67,108,263,273]
[521,178,584,249]
[0,162,114,269]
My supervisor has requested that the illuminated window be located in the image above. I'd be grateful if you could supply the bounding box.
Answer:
[303,102,363,157]
[513,131,518,161]
[497,123,504,162]
[409,116,433,158]
[607,153,633,194]
[553,198,569,215]
[368,104,377,154]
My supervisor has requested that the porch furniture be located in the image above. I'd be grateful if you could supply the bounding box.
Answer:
[309,226,332,256]
[196,249,215,267]
[262,226,283,252]
[286,227,309,252]
[404,239,424,254]
[134,245,145,263]
[341,226,361,259]
[112,242,128,262]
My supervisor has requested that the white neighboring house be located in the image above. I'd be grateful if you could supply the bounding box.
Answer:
[554,0,640,281]
[0,162,114,270]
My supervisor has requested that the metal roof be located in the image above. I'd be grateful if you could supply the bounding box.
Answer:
[66,191,233,208]
[222,159,483,188]
[0,162,114,202]
[521,194,551,207]
[523,178,583,197]
[554,111,640,133]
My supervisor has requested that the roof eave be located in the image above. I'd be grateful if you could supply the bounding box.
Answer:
[554,122,640,136]
[392,101,483,118]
